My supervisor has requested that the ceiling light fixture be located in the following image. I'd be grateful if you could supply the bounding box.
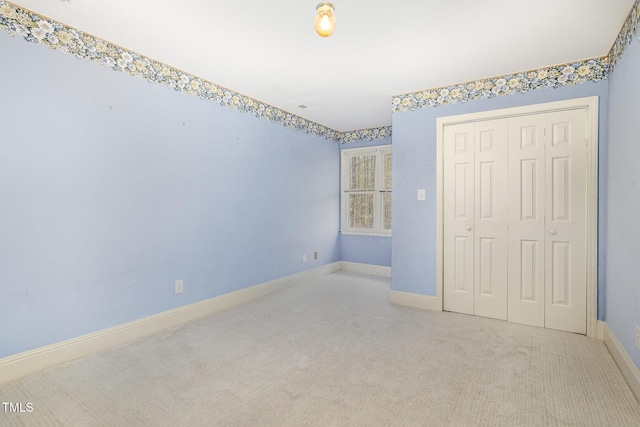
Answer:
[314,2,336,37]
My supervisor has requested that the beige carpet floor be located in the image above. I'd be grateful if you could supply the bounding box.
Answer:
[1,271,639,426]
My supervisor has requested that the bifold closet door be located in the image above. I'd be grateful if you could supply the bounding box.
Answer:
[443,120,508,320]
[444,109,587,334]
[507,110,587,334]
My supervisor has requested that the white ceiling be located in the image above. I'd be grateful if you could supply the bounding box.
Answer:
[8,0,636,132]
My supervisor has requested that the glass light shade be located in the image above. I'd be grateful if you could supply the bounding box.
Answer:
[314,2,336,37]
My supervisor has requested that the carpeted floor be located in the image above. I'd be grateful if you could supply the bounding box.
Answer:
[1,271,639,426]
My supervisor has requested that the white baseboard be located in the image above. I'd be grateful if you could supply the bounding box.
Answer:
[602,322,640,403]
[0,262,341,385]
[389,290,442,312]
[597,320,605,341]
[339,261,391,277]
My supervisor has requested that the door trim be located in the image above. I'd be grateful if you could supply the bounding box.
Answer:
[435,96,599,337]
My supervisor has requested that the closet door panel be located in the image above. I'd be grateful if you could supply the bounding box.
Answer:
[444,123,475,315]
[473,120,508,320]
[544,109,587,334]
[507,115,546,327]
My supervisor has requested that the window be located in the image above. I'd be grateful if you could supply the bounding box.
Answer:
[341,145,392,235]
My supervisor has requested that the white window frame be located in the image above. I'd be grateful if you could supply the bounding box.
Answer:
[340,145,392,236]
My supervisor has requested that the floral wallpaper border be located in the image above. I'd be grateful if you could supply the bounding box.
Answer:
[0,1,390,144]
[607,0,640,71]
[1,0,639,138]
[392,57,610,113]
[392,0,640,113]
[340,126,392,144]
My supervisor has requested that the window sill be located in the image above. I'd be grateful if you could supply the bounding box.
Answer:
[340,230,392,238]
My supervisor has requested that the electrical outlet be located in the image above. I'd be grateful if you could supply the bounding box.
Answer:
[175,280,183,295]
[314,251,318,260]
[302,253,307,263]
[636,326,640,350]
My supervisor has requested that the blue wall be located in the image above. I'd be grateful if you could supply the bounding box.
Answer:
[607,37,640,368]
[391,82,609,319]
[339,234,391,267]
[339,138,392,267]
[0,32,340,358]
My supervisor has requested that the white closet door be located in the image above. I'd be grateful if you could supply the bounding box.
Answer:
[444,109,588,333]
[473,120,508,320]
[444,123,475,315]
[441,100,595,334]
[507,111,587,333]
[444,120,508,320]
[544,109,587,334]
[507,115,547,328]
